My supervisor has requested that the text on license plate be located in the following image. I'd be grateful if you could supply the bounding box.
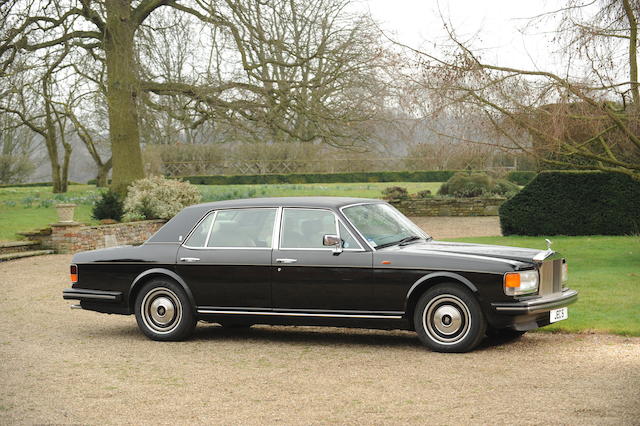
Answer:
[550,307,568,323]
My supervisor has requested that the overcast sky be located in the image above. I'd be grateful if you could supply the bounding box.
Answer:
[365,0,564,72]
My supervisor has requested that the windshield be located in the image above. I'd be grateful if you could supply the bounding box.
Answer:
[342,203,429,248]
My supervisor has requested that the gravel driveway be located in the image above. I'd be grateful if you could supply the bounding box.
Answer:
[1,254,639,424]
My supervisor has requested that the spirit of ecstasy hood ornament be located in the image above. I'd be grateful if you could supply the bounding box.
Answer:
[545,238,552,250]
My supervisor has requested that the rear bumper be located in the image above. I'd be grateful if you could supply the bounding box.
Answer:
[62,288,123,303]
[491,289,578,315]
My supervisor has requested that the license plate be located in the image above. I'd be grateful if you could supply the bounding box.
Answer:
[550,307,568,323]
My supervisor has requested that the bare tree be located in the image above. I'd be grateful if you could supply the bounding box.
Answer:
[2,0,388,193]
[0,48,74,192]
[396,0,640,179]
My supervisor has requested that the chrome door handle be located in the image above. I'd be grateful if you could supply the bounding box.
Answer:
[180,257,200,262]
[276,258,297,264]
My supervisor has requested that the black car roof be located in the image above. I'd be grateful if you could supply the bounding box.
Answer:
[147,197,384,243]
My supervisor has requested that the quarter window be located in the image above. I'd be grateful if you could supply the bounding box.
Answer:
[185,208,277,248]
[184,213,215,247]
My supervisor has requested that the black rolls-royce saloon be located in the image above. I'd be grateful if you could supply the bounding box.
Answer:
[63,197,577,352]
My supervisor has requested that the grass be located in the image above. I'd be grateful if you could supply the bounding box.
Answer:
[0,182,441,241]
[0,185,101,241]
[450,235,640,336]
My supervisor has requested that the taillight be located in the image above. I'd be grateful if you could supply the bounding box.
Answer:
[70,264,78,283]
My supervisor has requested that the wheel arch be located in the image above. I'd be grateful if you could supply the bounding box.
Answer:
[404,272,479,326]
[129,268,196,315]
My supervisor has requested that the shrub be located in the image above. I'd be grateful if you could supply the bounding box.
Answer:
[382,186,409,200]
[92,190,124,221]
[123,176,201,221]
[438,173,491,197]
[438,172,520,198]
[499,171,640,235]
[416,189,432,198]
[507,171,537,186]
[493,179,520,198]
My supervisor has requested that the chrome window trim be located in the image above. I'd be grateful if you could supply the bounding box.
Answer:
[181,246,274,251]
[181,207,279,250]
[278,207,365,252]
[203,211,217,247]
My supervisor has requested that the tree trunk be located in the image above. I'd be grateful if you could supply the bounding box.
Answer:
[104,0,144,195]
[96,158,112,187]
[59,141,72,193]
[43,80,64,193]
[623,0,639,107]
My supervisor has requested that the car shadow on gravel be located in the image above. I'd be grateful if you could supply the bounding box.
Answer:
[79,322,538,352]
[190,324,536,352]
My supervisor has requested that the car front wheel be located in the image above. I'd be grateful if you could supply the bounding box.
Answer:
[414,283,486,353]
[135,279,196,341]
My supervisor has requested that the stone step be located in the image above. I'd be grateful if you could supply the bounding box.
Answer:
[0,250,54,262]
[0,240,40,255]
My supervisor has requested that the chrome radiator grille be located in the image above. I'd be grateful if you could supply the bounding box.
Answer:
[538,259,563,295]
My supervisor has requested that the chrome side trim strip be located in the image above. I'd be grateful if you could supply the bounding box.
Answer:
[197,309,403,319]
[63,289,122,301]
[63,292,117,300]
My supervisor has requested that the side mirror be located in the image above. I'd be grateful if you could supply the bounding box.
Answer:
[323,234,343,255]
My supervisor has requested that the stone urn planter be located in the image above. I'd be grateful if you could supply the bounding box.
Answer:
[55,203,77,223]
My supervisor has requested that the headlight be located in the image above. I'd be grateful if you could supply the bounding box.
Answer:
[561,261,568,287]
[504,270,538,296]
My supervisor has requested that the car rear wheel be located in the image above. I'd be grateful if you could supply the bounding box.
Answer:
[134,279,196,341]
[414,283,486,353]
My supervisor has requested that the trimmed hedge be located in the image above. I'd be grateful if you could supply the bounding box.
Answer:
[181,170,467,185]
[499,171,640,235]
[506,171,537,186]
[84,170,537,187]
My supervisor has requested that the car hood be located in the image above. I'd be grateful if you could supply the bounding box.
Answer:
[389,240,546,264]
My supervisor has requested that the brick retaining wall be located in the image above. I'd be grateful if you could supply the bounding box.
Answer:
[21,220,166,254]
[390,197,505,217]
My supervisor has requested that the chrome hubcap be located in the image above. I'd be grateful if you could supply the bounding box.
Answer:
[423,295,471,345]
[141,287,182,334]
[433,305,462,335]
[150,296,176,326]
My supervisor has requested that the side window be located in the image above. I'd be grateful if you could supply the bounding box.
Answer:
[339,222,360,249]
[184,208,276,248]
[281,209,336,249]
[184,212,215,247]
[208,208,277,248]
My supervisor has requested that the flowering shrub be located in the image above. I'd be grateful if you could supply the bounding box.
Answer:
[123,176,201,221]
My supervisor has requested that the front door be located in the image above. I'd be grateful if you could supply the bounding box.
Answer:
[176,207,278,308]
[271,208,373,311]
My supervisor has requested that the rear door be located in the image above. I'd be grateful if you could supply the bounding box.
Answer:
[176,208,278,308]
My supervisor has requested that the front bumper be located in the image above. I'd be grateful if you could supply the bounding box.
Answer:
[62,288,123,303]
[491,289,578,315]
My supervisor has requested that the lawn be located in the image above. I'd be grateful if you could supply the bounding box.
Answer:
[0,182,441,241]
[451,235,640,336]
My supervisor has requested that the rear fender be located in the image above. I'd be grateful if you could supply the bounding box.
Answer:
[129,268,196,314]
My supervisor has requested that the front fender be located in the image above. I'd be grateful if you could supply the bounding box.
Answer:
[404,271,479,313]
